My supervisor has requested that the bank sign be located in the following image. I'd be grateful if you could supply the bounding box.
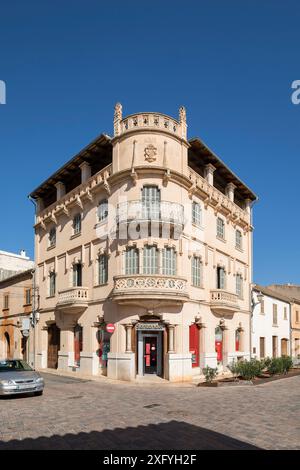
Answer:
[0,80,6,104]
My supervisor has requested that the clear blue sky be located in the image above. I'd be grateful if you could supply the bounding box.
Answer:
[0,0,299,285]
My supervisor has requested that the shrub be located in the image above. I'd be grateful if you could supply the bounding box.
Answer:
[227,361,240,380]
[261,357,271,370]
[235,359,262,381]
[267,358,283,375]
[281,356,293,374]
[203,366,218,383]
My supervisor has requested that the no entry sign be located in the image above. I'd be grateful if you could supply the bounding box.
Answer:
[106,323,115,334]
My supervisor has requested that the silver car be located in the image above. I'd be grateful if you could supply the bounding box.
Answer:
[0,359,44,396]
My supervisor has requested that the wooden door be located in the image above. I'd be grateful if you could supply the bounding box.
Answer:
[47,324,60,369]
[281,338,288,356]
[189,324,200,367]
[260,337,265,358]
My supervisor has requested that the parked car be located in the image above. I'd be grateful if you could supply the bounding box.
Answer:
[0,359,44,396]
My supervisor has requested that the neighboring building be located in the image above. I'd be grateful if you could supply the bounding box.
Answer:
[0,249,34,281]
[267,284,300,362]
[29,104,257,382]
[0,269,34,364]
[252,285,291,360]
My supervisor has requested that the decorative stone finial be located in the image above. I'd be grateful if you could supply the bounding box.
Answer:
[114,102,123,136]
[179,105,186,125]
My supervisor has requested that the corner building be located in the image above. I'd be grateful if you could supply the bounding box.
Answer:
[30,105,257,381]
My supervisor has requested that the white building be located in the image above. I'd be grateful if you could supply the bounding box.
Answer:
[0,250,34,281]
[252,285,291,359]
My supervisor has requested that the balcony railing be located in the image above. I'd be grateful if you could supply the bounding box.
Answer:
[112,274,189,304]
[117,201,185,226]
[210,289,240,314]
[57,287,89,312]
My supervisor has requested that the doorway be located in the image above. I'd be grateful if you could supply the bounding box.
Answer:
[47,324,60,369]
[137,330,163,377]
[281,338,288,356]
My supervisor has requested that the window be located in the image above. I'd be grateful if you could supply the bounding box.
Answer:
[260,298,265,314]
[25,289,31,305]
[73,213,81,235]
[162,247,176,276]
[49,272,56,297]
[125,248,139,275]
[236,274,243,298]
[98,199,108,222]
[296,310,299,323]
[4,294,9,309]
[272,336,278,357]
[191,256,202,287]
[216,217,225,239]
[217,267,226,289]
[142,186,160,220]
[143,245,158,275]
[98,255,108,285]
[192,202,202,226]
[273,304,278,325]
[284,307,287,320]
[235,230,242,250]
[73,263,82,287]
[49,227,56,247]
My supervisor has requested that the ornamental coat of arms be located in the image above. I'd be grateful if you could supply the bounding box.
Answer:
[144,144,157,163]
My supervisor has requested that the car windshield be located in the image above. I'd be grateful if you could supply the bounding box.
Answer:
[0,360,33,372]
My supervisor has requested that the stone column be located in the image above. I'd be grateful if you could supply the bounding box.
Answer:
[222,326,229,368]
[79,162,91,183]
[124,324,133,353]
[204,164,216,186]
[55,181,66,201]
[226,182,236,202]
[168,324,176,353]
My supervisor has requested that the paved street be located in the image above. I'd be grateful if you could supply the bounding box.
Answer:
[0,373,299,450]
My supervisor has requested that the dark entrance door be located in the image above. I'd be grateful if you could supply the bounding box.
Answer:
[144,336,158,374]
[47,324,60,369]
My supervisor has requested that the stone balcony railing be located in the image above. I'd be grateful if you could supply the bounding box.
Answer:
[119,112,187,140]
[112,274,189,305]
[210,289,240,315]
[57,287,89,313]
[117,200,185,226]
[35,164,113,225]
[188,167,250,226]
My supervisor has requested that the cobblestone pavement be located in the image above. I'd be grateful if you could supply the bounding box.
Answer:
[0,373,299,450]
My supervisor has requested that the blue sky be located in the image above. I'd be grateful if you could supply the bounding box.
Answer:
[0,0,299,285]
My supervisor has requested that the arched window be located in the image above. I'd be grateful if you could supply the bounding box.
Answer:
[98,199,108,222]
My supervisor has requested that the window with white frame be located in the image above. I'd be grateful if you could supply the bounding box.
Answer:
[49,272,56,296]
[236,274,243,298]
[192,202,202,226]
[98,254,108,285]
[143,245,158,275]
[191,256,202,287]
[162,247,176,276]
[125,248,139,275]
[142,186,160,220]
[98,199,108,222]
[217,266,226,289]
[49,227,56,247]
[73,213,81,235]
[235,229,242,249]
[216,217,225,239]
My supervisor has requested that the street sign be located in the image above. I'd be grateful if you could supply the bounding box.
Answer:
[106,323,115,334]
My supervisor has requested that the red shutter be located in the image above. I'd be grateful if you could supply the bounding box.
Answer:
[189,324,200,367]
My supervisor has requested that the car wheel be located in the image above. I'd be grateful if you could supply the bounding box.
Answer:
[34,391,43,396]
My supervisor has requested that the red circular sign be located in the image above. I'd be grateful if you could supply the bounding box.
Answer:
[106,323,115,334]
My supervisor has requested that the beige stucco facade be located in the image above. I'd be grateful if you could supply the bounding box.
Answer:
[30,105,256,381]
[0,269,34,364]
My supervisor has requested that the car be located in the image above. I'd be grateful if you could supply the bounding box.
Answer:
[0,359,44,396]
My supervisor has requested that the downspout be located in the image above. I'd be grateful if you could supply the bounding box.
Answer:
[28,195,37,368]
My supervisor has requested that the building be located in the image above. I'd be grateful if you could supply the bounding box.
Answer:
[29,104,257,381]
[0,269,34,364]
[0,249,34,281]
[252,285,291,360]
[267,284,300,362]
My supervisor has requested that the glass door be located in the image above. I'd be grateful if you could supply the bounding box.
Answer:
[144,336,158,374]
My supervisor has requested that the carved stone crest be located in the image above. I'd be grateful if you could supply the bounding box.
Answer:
[144,144,157,163]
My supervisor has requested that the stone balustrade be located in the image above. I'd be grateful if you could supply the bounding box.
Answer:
[57,287,89,308]
[117,200,185,226]
[120,112,186,140]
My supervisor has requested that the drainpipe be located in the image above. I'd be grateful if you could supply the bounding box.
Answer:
[28,195,37,368]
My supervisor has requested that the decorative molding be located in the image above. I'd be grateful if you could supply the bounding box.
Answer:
[144,144,157,163]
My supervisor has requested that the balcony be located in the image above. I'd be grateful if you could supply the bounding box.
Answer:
[210,289,240,316]
[57,287,89,314]
[112,275,189,307]
[117,201,184,228]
